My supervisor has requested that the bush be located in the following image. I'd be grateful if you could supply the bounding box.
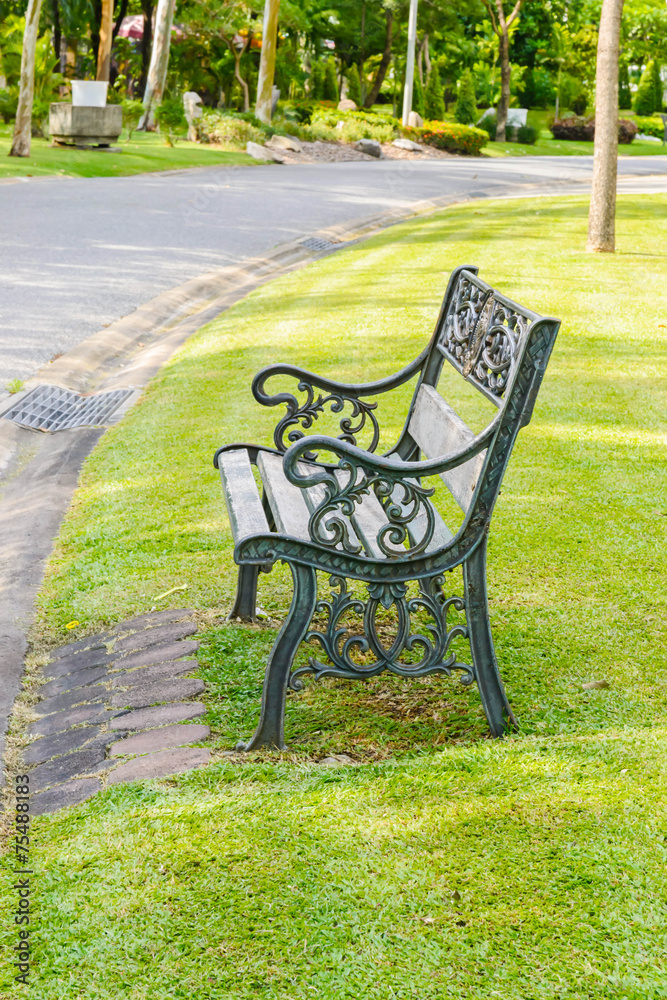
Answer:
[309,61,324,101]
[634,115,665,138]
[477,113,496,141]
[346,64,362,106]
[413,74,425,118]
[550,116,637,144]
[517,124,537,145]
[633,61,658,116]
[571,93,588,116]
[424,66,445,121]
[410,119,488,155]
[154,96,187,145]
[199,109,264,147]
[324,57,339,103]
[651,60,663,112]
[619,62,631,110]
[0,88,18,123]
[121,98,144,140]
[454,69,476,125]
[310,106,397,144]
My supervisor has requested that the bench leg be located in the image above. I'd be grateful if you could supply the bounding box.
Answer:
[236,563,318,751]
[229,564,261,622]
[463,539,518,737]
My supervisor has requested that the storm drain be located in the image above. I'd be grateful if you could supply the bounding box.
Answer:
[3,384,133,432]
[300,236,342,253]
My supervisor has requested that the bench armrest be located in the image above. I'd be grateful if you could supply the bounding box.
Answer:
[283,427,497,558]
[251,356,425,455]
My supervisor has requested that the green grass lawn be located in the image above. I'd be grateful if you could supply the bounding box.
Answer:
[3,195,667,997]
[486,133,667,157]
[0,125,254,178]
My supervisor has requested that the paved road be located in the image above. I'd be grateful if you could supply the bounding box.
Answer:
[2,154,667,387]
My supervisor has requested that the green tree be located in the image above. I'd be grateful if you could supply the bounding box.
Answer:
[413,72,424,117]
[618,60,631,110]
[454,67,476,124]
[323,55,339,101]
[346,62,361,104]
[651,59,663,112]
[633,60,657,115]
[310,59,324,99]
[424,64,445,120]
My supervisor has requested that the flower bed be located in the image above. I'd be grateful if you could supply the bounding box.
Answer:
[402,120,488,155]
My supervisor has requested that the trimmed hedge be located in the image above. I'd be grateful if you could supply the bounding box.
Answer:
[550,116,638,144]
[403,119,488,155]
[634,115,665,138]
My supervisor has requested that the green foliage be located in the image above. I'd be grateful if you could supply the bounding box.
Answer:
[424,65,445,121]
[517,124,537,144]
[409,120,488,155]
[154,96,187,146]
[634,115,665,138]
[478,113,496,141]
[345,63,362,106]
[310,106,397,143]
[121,99,144,141]
[323,56,339,103]
[413,73,424,118]
[6,377,23,393]
[633,60,659,116]
[309,59,324,101]
[454,68,476,125]
[651,59,663,112]
[199,108,265,146]
[0,88,17,123]
[619,62,632,110]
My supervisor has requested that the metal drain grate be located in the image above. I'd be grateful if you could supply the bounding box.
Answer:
[4,384,133,432]
[300,236,341,253]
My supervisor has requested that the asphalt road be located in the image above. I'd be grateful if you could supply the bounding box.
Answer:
[2,154,667,387]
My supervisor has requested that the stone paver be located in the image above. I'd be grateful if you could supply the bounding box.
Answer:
[28,704,119,738]
[115,640,200,671]
[34,685,108,718]
[109,702,206,730]
[39,665,110,698]
[45,649,114,678]
[49,634,109,659]
[111,659,198,689]
[113,621,198,655]
[24,725,103,765]
[30,778,102,816]
[107,747,211,785]
[31,747,107,792]
[109,723,210,757]
[111,609,194,633]
[112,678,204,710]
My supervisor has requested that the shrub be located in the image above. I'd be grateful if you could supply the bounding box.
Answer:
[0,88,18,123]
[309,61,324,101]
[517,124,537,144]
[651,60,664,112]
[346,64,362,106]
[550,116,594,141]
[619,62,632,110]
[323,57,339,103]
[310,106,397,144]
[413,74,425,118]
[121,98,144,140]
[454,68,476,125]
[634,115,665,138]
[424,66,445,120]
[412,120,488,155]
[155,96,187,145]
[571,93,588,116]
[633,61,658,116]
[199,109,264,147]
[618,118,638,144]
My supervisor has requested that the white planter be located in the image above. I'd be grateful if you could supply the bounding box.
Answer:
[72,81,108,108]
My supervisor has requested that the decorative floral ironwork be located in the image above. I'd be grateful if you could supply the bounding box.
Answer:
[268,380,380,455]
[441,274,531,398]
[290,574,473,689]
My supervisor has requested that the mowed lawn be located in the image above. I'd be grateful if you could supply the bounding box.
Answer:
[3,195,667,998]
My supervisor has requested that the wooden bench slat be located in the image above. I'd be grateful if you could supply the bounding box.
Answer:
[257,451,312,539]
[218,449,270,542]
[408,384,486,512]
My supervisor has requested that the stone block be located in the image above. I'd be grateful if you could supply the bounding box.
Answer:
[45,649,114,678]
[107,747,211,785]
[49,634,109,659]
[113,621,197,655]
[31,778,102,816]
[49,103,122,147]
[30,748,106,792]
[393,138,422,152]
[28,705,119,738]
[109,702,206,730]
[112,659,198,689]
[109,723,210,757]
[355,138,384,158]
[111,609,194,634]
[111,677,205,710]
[266,134,302,152]
[34,685,108,718]
[39,665,110,698]
[24,725,103,766]
[114,639,199,670]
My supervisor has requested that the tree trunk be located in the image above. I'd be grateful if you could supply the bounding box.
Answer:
[139,0,176,129]
[96,0,114,81]
[112,0,129,42]
[496,29,510,141]
[255,0,280,123]
[139,0,153,96]
[52,0,61,68]
[401,0,418,125]
[233,42,250,112]
[587,0,625,252]
[364,9,393,108]
[9,0,44,158]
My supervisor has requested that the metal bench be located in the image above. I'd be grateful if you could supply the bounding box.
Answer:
[214,264,560,750]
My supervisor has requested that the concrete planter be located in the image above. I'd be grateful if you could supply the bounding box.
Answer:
[49,104,122,148]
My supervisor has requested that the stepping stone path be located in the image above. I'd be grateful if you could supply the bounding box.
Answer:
[23,609,212,815]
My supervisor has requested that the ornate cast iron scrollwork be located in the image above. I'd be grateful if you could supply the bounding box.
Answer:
[442,273,531,398]
[290,574,473,689]
[257,377,380,455]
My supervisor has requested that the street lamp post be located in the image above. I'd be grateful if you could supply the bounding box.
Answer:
[401,0,419,126]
